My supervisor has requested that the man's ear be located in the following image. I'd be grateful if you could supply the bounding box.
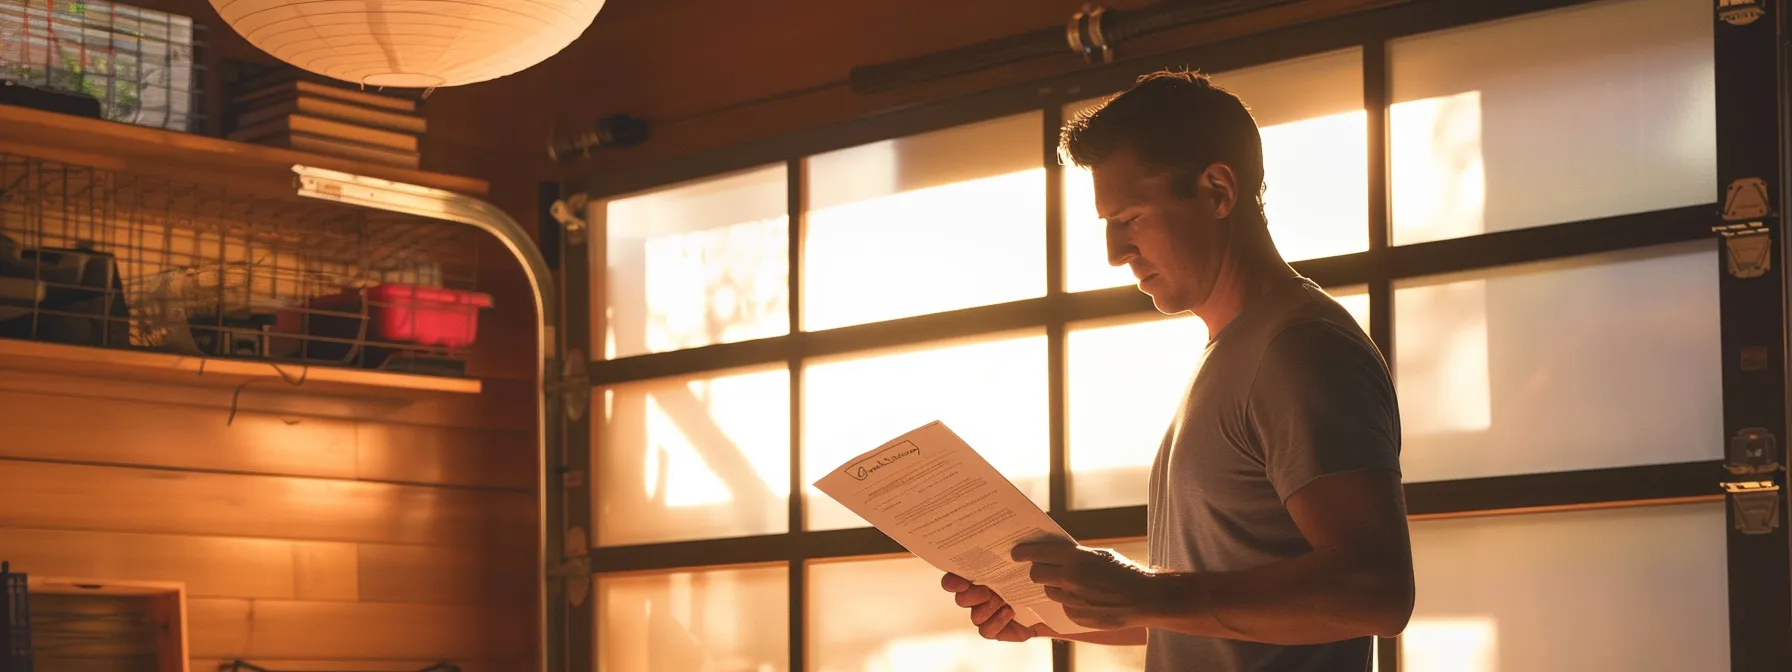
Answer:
[1200,163,1239,221]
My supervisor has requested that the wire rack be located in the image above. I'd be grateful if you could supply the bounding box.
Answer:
[0,0,203,132]
[0,152,486,377]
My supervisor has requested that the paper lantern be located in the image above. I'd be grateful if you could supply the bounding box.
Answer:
[211,0,606,89]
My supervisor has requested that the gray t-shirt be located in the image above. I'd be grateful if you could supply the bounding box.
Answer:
[1144,276,1401,672]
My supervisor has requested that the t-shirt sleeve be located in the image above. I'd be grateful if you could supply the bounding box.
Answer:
[1246,320,1402,503]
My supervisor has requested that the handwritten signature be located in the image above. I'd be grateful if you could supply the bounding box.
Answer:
[848,445,920,481]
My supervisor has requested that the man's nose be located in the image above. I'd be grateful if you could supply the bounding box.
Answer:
[1107,229,1136,268]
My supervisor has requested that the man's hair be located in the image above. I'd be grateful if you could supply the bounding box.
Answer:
[1059,69,1266,225]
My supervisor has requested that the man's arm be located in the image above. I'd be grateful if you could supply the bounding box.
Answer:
[1017,320,1414,643]
[1015,468,1413,644]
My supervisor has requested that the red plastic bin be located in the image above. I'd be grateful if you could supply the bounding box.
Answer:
[306,283,493,354]
[365,283,491,350]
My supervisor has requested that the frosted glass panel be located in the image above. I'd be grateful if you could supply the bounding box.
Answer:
[805,113,1045,330]
[810,555,1052,672]
[1067,286,1367,509]
[1405,503,1729,671]
[1394,241,1721,482]
[597,565,789,672]
[596,366,790,546]
[1388,0,1715,245]
[1067,316,1208,510]
[803,332,1048,530]
[1066,49,1368,292]
[602,164,790,359]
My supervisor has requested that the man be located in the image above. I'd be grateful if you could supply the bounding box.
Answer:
[942,70,1414,671]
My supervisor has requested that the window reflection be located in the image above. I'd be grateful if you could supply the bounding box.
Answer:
[1406,503,1729,671]
[1388,0,1715,245]
[802,332,1049,531]
[809,555,1053,672]
[1394,242,1721,483]
[596,366,791,546]
[804,113,1046,331]
[602,164,791,360]
[598,565,789,672]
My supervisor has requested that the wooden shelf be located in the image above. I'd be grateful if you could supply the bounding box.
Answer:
[0,338,481,399]
[0,105,488,202]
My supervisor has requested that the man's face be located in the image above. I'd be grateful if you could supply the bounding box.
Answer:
[1089,150,1233,315]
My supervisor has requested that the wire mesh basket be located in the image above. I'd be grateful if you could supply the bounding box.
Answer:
[0,151,487,376]
[0,0,203,132]
[0,562,29,672]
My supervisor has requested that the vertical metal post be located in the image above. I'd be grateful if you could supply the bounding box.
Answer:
[1362,38,1400,672]
[558,182,597,672]
[1713,1,1792,669]
[1042,102,1074,672]
[787,158,808,672]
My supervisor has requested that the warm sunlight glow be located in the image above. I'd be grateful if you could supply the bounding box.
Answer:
[811,556,1053,672]
[1390,274,1493,437]
[1389,91,1487,243]
[1065,287,1367,510]
[602,165,790,360]
[1063,49,1369,292]
[1408,502,1729,671]
[1067,315,1208,509]
[1387,0,1715,245]
[1402,618,1498,672]
[598,566,788,672]
[597,367,792,546]
[802,333,1049,531]
[1394,242,1721,483]
[804,113,1046,331]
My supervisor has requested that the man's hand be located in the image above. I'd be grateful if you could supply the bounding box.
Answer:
[940,572,1041,642]
[1011,542,1169,631]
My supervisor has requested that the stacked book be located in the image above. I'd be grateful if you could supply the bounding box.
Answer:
[227,76,425,169]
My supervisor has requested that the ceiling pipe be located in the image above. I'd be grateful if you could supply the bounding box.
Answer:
[848,0,1308,95]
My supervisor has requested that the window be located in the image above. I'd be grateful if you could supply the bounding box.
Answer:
[597,565,789,672]
[802,332,1049,531]
[1064,48,1368,293]
[809,555,1053,672]
[583,0,1736,667]
[601,164,790,360]
[595,366,791,546]
[1406,503,1729,670]
[1394,241,1721,482]
[804,113,1046,330]
[1388,0,1715,245]
[1067,286,1369,509]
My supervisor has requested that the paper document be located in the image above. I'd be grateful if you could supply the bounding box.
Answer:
[812,420,1095,635]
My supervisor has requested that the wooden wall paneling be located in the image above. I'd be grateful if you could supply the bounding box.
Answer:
[0,390,358,479]
[0,529,295,600]
[355,543,534,606]
[355,423,535,492]
[184,599,532,661]
[291,543,360,602]
[0,369,534,433]
[0,461,533,548]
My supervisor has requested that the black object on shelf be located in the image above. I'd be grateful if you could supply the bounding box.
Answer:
[0,239,132,348]
[0,80,102,119]
[220,661,458,672]
[0,561,31,672]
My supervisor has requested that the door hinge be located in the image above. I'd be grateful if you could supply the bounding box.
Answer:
[545,349,592,421]
[549,527,592,607]
[1722,427,1785,535]
[550,193,591,246]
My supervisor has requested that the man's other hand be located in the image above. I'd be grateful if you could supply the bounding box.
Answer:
[1012,541,1162,630]
[940,572,1039,642]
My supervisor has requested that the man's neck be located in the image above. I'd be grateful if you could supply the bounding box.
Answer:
[1192,243,1298,337]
